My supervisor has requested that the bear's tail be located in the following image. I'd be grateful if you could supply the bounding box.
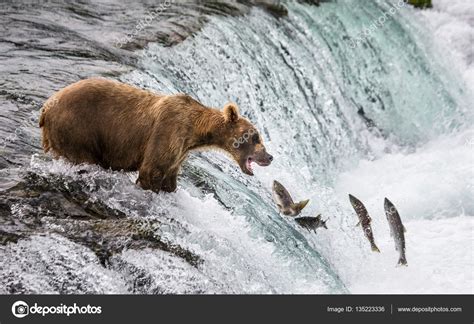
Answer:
[39,100,51,153]
[41,127,51,153]
[39,108,46,127]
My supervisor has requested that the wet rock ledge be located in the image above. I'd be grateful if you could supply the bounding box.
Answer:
[0,172,201,267]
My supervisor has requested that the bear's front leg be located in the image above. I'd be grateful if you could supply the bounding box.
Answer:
[137,168,164,193]
[161,173,178,193]
[139,130,183,193]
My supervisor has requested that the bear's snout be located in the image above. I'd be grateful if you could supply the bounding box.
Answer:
[255,151,273,166]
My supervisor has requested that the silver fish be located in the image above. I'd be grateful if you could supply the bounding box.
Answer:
[384,198,407,266]
[295,214,328,232]
[348,194,380,252]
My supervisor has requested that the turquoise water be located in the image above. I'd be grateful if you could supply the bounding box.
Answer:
[106,0,471,293]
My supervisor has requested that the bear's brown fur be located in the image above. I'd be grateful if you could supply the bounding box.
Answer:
[40,78,272,193]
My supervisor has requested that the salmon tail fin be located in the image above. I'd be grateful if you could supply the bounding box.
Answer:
[397,257,408,267]
[322,220,328,229]
[291,199,309,213]
[371,244,380,253]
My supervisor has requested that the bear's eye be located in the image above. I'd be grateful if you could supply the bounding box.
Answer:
[252,133,260,144]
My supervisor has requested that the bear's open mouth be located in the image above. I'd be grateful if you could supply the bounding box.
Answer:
[244,157,254,176]
[242,156,271,176]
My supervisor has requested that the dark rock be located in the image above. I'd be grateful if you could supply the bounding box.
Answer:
[0,230,24,245]
[254,1,289,18]
[298,0,321,6]
[0,172,201,268]
[406,0,433,9]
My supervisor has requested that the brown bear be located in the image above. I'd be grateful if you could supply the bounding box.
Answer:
[39,78,273,193]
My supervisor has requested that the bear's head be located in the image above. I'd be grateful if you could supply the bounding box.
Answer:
[221,103,273,175]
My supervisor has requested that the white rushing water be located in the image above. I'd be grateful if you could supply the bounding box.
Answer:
[5,0,472,294]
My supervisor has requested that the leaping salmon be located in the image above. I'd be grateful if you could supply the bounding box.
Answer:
[272,180,309,216]
[384,198,407,266]
[348,194,380,252]
[295,215,328,232]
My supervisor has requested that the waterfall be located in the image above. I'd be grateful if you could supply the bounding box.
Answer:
[2,0,472,294]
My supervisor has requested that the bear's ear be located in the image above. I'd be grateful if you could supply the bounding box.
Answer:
[223,103,240,123]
